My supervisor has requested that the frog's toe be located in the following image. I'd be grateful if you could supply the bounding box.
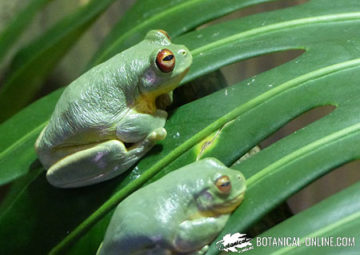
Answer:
[198,245,209,254]
[149,128,167,141]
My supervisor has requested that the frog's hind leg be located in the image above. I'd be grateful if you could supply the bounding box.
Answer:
[47,129,165,188]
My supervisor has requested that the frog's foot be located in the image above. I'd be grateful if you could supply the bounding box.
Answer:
[127,127,166,154]
[148,127,167,142]
[46,137,158,188]
[116,109,167,143]
[174,215,229,254]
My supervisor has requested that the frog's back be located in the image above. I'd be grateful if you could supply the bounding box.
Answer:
[99,203,157,255]
[40,58,131,148]
[100,182,185,254]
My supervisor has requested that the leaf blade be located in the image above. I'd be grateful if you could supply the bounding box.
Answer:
[246,181,360,255]
[0,0,52,64]
[89,0,284,66]
[0,0,118,122]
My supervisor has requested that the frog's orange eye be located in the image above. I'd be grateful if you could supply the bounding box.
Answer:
[159,29,171,40]
[156,49,175,73]
[215,176,231,194]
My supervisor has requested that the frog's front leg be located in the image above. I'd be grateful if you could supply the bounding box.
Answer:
[116,109,167,143]
[46,128,166,188]
[174,215,229,254]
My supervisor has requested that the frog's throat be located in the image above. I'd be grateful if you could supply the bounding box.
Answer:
[212,192,245,214]
[133,68,189,114]
[133,85,175,114]
[192,192,245,219]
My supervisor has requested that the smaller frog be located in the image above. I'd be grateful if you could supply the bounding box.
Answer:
[35,30,192,188]
[98,158,246,255]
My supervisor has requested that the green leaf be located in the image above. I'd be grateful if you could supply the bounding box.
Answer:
[246,181,360,255]
[0,89,61,186]
[0,0,52,64]
[0,0,117,122]
[88,0,282,67]
[171,70,229,109]
[1,0,360,254]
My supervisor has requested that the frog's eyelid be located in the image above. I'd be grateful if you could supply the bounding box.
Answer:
[215,175,229,182]
[158,29,171,40]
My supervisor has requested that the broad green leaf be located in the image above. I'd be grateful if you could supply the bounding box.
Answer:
[171,70,229,108]
[88,0,283,67]
[246,181,360,254]
[0,0,52,64]
[0,0,118,122]
[0,89,61,186]
[1,0,360,254]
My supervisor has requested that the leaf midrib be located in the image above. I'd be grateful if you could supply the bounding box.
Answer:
[246,121,360,188]
[270,210,360,255]
[192,12,360,56]
[0,122,46,167]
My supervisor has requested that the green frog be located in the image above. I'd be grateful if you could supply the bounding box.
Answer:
[35,30,192,188]
[98,158,246,255]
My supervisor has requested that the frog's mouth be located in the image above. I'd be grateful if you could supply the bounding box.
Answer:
[189,192,245,220]
[212,191,245,215]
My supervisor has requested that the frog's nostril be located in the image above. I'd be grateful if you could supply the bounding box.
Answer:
[179,49,187,56]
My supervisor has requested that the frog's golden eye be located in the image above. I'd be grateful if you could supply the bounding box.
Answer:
[215,175,231,194]
[159,29,171,40]
[156,49,175,73]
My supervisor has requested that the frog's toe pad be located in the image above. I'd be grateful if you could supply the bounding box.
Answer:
[198,245,209,254]
[149,128,167,141]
